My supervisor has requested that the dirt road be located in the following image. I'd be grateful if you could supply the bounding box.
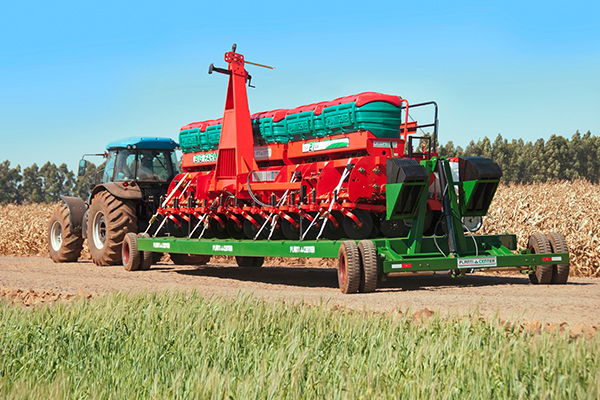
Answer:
[1,256,598,326]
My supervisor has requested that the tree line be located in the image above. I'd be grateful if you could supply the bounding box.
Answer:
[436,131,599,184]
[0,130,597,204]
[0,160,100,204]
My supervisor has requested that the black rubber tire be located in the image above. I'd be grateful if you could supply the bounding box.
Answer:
[528,233,554,284]
[152,252,164,263]
[338,241,361,294]
[170,253,211,265]
[87,191,137,266]
[122,232,141,271]
[235,256,265,268]
[547,232,570,284]
[138,233,153,271]
[358,240,378,293]
[47,203,84,263]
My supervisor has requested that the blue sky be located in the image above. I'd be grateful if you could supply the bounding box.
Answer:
[1,1,598,172]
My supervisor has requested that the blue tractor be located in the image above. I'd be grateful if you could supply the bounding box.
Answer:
[47,137,207,266]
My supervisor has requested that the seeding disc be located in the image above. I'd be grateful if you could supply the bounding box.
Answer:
[226,214,246,239]
[281,213,301,240]
[243,214,268,240]
[380,219,409,238]
[323,211,345,240]
[166,215,186,237]
[301,212,319,240]
[209,213,229,239]
[343,209,373,240]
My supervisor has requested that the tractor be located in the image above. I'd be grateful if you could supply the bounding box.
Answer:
[46,136,202,266]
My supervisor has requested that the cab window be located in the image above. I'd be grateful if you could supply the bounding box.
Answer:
[102,151,117,183]
[114,150,136,182]
[136,150,173,182]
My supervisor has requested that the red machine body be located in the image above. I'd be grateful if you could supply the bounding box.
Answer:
[160,49,439,241]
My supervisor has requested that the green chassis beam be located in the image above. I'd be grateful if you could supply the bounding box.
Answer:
[136,235,569,276]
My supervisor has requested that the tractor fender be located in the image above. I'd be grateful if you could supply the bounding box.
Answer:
[90,182,143,202]
[59,196,87,236]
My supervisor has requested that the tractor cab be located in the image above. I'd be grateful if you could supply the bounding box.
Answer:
[102,137,180,184]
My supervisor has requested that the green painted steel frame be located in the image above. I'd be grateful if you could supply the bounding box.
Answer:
[136,234,569,277]
[137,237,342,258]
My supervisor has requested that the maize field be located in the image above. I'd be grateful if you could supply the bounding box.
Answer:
[0,181,598,277]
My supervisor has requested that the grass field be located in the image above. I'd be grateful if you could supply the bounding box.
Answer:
[0,292,598,399]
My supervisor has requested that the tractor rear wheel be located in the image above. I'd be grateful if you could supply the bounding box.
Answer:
[170,253,211,265]
[47,203,84,263]
[87,191,137,266]
[338,241,360,294]
[547,232,570,284]
[527,233,553,284]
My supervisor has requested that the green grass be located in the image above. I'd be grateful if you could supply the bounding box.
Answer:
[0,293,598,399]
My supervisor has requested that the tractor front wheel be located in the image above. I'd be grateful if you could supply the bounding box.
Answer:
[47,204,84,263]
[87,191,137,266]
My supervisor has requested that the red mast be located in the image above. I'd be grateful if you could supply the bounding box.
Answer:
[211,48,258,196]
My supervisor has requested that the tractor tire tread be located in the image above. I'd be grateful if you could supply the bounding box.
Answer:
[48,203,84,263]
[88,191,137,266]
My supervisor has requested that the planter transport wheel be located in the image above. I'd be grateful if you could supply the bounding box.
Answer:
[358,240,378,293]
[170,253,211,265]
[527,233,554,284]
[47,203,84,263]
[546,232,569,284]
[236,256,265,268]
[87,191,137,266]
[337,241,361,294]
[138,233,153,271]
[122,232,141,271]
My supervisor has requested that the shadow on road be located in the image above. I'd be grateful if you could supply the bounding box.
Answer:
[167,262,560,292]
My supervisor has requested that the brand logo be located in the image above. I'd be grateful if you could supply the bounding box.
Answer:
[290,246,315,254]
[193,152,218,164]
[302,138,350,153]
[457,257,497,269]
[212,244,233,252]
